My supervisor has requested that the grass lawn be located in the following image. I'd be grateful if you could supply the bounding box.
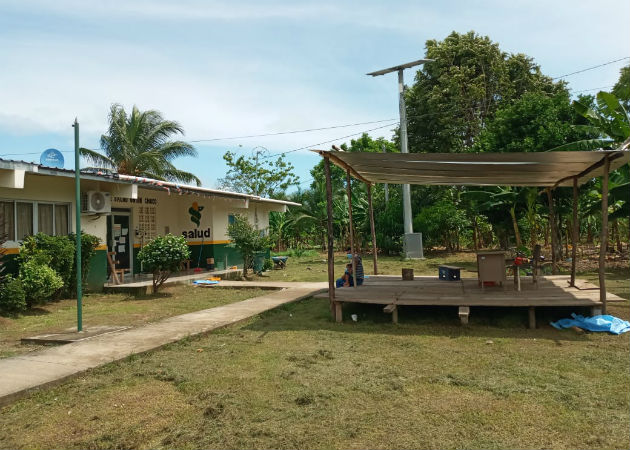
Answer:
[258,251,480,283]
[1,295,628,449]
[0,285,267,359]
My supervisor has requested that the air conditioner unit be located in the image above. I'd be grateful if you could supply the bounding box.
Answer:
[82,191,111,214]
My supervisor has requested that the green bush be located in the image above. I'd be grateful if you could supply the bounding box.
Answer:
[19,260,63,307]
[20,234,74,294]
[0,275,27,314]
[138,234,190,292]
[227,215,272,276]
[263,257,273,272]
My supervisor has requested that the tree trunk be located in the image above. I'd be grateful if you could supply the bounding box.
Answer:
[544,221,549,247]
[586,221,594,244]
[472,216,479,250]
[510,206,522,248]
[613,220,622,252]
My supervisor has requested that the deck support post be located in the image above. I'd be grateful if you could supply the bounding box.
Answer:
[570,177,579,287]
[546,188,558,275]
[324,156,336,318]
[458,306,470,325]
[346,169,357,289]
[367,183,378,275]
[528,307,536,329]
[334,301,343,323]
[599,156,610,314]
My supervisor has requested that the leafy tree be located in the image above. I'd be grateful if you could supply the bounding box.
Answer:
[413,200,470,251]
[475,91,591,153]
[137,234,191,292]
[612,65,630,111]
[81,104,200,185]
[405,31,562,153]
[227,215,272,276]
[218,148,299,198]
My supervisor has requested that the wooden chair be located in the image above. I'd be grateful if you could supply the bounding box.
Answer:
[107,251,128,285]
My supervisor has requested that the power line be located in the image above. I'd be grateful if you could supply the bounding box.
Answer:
[189,118,399,143]
[260,121,400,159]
[552,56,630,80]
[573,84,615,93]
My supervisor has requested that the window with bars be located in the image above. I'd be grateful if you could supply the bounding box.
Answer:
[0,200,71,241]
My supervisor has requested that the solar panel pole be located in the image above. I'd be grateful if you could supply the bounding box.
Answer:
[398,69,413,238]
[367,59,433,258]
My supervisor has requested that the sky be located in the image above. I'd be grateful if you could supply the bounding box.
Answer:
[0,0,629,191]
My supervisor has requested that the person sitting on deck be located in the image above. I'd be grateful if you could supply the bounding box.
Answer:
[336,264,353,288]
[346,247,364,286]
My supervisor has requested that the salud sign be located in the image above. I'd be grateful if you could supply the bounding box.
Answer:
[40,148,64,168]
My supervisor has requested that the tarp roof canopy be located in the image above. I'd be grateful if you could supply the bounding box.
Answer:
[315,150,630,187]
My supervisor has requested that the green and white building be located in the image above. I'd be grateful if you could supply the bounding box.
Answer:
[0,157,297,290]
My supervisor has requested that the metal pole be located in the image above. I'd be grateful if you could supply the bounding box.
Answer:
[570,177,578,287]
[346,169,357,289]
[382,144,389,204]
[546,188,558,275]
[324,157,335,317]
[367,183,378,275]
[73,118,82,332]
[599,156,610,313]
[398,69,413,238]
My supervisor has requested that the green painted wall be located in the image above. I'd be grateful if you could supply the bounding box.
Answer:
[211,243,244,270]
[86,249,108,292]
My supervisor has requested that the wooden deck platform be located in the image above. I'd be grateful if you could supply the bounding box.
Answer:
[314,275,626,327]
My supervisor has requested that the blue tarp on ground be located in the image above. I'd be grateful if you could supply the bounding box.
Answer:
[550,313,630,335]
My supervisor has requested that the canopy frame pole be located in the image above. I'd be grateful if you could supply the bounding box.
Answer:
[546,188,558,274]
[346,169,357,289]
[570,177,578,287]
[599,156,610,313]
[324,156,336,318]
[367,183,378,275]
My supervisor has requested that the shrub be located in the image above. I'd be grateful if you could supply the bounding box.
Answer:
[19,260,63,307]
[0,275,27,314]
[227,215,272,276]
[20,233,74,297]
[137,234,190,292]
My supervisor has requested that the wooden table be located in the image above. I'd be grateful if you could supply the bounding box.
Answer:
[476,251,506,290]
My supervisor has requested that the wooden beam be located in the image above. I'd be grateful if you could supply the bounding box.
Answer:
[599,156,610,314]
[547,188,558,274]
[346,169,357,289]
[367,183,378,275]
[314,150,371,184]
[324,156,335,317]
[570,177,578,287]
[553,152,625,188]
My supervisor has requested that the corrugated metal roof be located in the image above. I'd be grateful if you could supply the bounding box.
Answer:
[0,157,300,207]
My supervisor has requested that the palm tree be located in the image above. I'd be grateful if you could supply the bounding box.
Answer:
[80,104,201,186]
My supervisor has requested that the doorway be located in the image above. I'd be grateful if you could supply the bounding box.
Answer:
[107,210,133,275]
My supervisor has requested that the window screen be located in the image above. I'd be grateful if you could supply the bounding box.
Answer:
[55,204,69,236]
[16,202,33,240]
[38,203,54,235]
[0,201,15,241]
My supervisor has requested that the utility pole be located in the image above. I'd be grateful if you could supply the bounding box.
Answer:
[72,118,82,332]
[382,144,389,204]
[368,58,433,258]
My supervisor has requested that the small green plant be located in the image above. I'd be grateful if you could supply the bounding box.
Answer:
[137,234,191,292]
[226,215,272,276]
[19,259,63,307]
[0,275,26,314]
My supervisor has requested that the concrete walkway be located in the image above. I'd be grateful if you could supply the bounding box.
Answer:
[0,282,326,406]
